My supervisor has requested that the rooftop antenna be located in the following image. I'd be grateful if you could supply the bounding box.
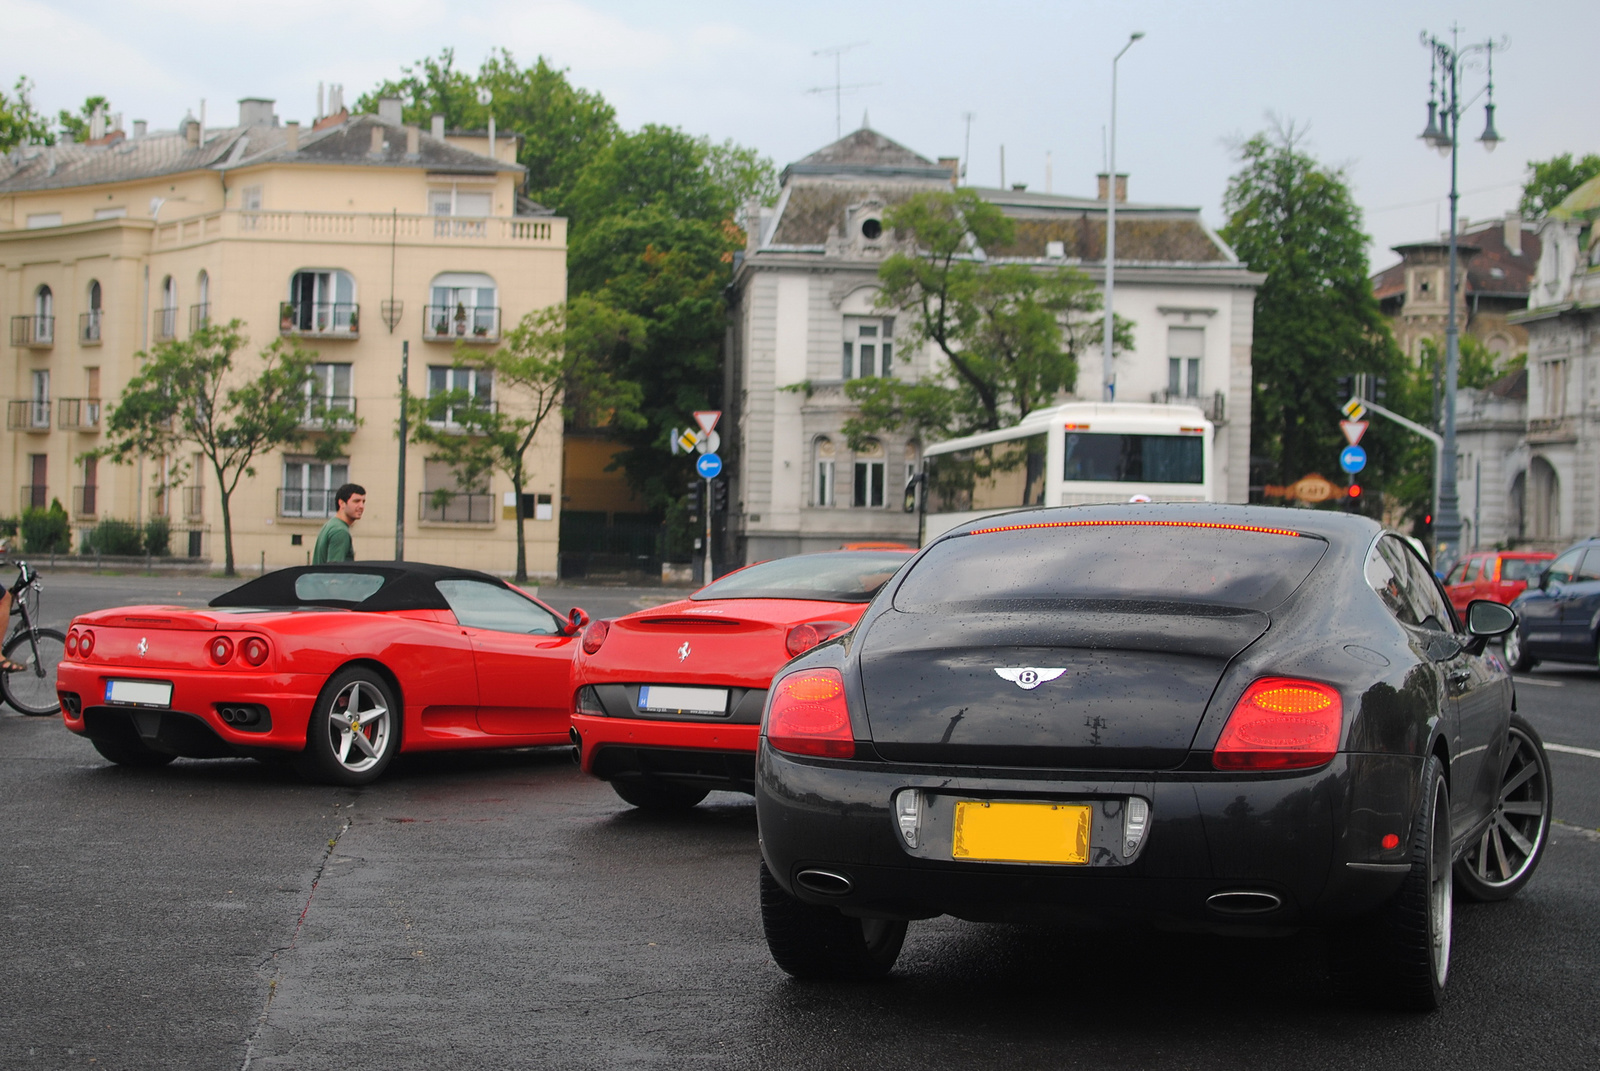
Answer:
[961,112,975,181]
[807,42,878,139]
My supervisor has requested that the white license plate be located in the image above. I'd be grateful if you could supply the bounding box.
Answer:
[638,685,729,715]
[106,679,173,707]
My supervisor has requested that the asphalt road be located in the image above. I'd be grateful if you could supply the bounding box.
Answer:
[4,573,1598,1070]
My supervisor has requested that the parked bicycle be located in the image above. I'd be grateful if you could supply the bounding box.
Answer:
[2,561,66,716]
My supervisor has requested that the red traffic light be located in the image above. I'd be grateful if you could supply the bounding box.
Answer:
[1423,513,1432,525]
[1348,484,1362,498]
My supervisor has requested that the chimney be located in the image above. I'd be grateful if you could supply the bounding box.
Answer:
[1504,212,1522,256]
[238,98,277,127]
[1097,173,1128,203]
[89,107,106,142]
[285,121,300,153]
[377,97,404,125]
[370,125,385,155]
[405,125,420,156]
[431,114,445,140]
[938,156,960,187]
[184,117,200,147]
[133,119,147,138]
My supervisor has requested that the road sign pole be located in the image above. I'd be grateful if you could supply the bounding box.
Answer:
[703,477,714,582]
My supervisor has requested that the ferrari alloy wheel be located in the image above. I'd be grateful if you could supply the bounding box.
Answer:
[1330,755,1452,1011]
[611,778,709,811]
[1504,626,1534,672]
[1456,715,1552,901]
[759,861,906,981]
[297,667,398,786]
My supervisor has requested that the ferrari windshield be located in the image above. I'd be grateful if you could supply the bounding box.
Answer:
[895,523,1325,612]
[692,552,912,603]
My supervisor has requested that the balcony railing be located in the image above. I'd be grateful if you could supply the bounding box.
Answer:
[80,311,102,345]
[420,491,494,524]
[183,486,205,520]
[214,209,557,246]
[1150,389,1226,424]
[433,218,488,239]
[58,397,102,431]
[73,485,98,518]
[424,398,497,429]
[278,487,338,518]
[152,307,178,342]
[10,315,54,347]
[424,305,501,344]
[280,302,359,339]
[21,485,48,511]
[189,303,211,333]
[7,400,52,431]
[301,396,358,429]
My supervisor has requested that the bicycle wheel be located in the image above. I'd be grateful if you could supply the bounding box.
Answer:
[3,627,66,716]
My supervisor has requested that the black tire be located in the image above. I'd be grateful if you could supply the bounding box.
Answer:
[90,734,176,768]
[3,627,66,715]
[293,666,399,787]
[611,778,710,811]
[1503,626,1534,672]
[1329,754,1452,1012]
[760,861,907,981]
[1455,714,1552,901]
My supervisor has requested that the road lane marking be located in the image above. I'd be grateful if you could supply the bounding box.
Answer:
[1513,676,1565,688]
[1546,743,1600,760]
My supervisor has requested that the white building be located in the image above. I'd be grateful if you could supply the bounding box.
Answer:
[721,127,1263,564]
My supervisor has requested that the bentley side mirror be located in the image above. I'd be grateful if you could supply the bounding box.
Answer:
[566,606,590,635]
[1466,599,1516,637]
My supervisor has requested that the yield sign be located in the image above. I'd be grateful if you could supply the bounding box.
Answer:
[693,410,721,435]
[1340,420,1368,446]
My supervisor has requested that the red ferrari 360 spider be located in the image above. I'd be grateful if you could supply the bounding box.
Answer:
[56,562,587,785]
[570,550,913,810]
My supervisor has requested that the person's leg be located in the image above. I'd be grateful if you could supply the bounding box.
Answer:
[0,589,22,672]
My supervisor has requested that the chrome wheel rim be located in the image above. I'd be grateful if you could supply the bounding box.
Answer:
[1462,727,1549,889]
[325,680,391,773]
[1429,779,1453,988]
[1505,628,1523,667]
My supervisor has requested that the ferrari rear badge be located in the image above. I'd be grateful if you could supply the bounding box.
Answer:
[994,667,1065,690]
[138,637,149,658]
[678,641,691,662]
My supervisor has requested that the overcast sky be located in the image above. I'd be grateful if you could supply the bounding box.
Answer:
[8,0,1599,271]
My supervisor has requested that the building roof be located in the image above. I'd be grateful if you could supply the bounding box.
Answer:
[779,127,954,185]
[972,186,1228,263]
[1551,173,1600,220]
[1371,217,1541,302]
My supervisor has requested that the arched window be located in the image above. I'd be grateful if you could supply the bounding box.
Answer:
[1529,457,1561,542]
[813,436,836,507]
[155,276,177,340]
[82,280,103,343]
[32,285,54,344]
[285,269,357,335]
[192,270,211,331]
[427,272,499,341]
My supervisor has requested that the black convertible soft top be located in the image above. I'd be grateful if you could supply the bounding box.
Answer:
[208,561,513,612]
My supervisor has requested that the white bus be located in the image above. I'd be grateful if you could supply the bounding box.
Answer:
[915,401,1215,543]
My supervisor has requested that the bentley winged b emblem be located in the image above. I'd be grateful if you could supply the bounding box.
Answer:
[994,667,1065,691]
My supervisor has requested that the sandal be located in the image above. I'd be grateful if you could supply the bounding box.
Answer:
[0,657,28,673]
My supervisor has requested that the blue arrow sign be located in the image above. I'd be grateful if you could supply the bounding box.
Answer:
[696,452,723,479]
[1339,444,1367,474]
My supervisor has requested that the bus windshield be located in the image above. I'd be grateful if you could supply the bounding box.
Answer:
[925,433,1047,513]
[1063,431,1204,484]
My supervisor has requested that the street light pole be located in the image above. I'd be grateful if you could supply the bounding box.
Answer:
[1102,32,1144,402]
[1420,28,1503,565]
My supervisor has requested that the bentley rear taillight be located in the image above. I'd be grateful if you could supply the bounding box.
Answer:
[785,620,852,658]
[766,668,854,758]
[1213,677,1342,771]
[582,620,611,655]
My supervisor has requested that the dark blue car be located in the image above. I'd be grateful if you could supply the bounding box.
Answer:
[1506,537,1600,671]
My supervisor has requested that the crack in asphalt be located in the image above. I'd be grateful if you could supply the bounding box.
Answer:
[239,815,352,1071]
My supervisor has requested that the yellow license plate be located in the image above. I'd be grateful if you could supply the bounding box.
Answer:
[952,801,1091,864]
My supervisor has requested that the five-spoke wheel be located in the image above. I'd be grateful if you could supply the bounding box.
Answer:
[295,667,398,786]
[1456,714,1552,901]
[1504,626,1534,672]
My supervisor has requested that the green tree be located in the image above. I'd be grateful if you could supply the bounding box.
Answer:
[565,124,733,229]
[842,189,1126,447]
[1219,123,1409,498]
[57,94,109,141]
[0,76,54,150]
[702,138,780,209]
[408,297,646,581]
[97,322,352,576]
[1519,153,1600,220]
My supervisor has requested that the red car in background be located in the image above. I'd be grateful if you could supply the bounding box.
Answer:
[570,550,913,810]
[1443,550,1555,615]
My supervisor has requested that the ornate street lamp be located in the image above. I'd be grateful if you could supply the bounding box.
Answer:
[1419,27,1507,565]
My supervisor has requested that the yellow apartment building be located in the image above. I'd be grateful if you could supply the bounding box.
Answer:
[0,98,568,575]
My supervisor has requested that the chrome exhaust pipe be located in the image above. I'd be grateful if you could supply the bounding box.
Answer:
[795,869,853,896]
[1206,890,1283,915]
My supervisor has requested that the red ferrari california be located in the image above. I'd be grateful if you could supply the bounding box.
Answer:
[56,562,587,785]
[570,549,913,810]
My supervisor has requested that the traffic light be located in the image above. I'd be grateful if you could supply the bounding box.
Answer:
[686,480,701,524]
[1345,482,1363,512]
[1371,376,1387,404]
[1337,375,1354,402]
[711,479,728,514]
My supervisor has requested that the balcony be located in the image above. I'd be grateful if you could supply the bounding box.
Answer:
[211,209,558,247]
[20,485,47,511]
[183,486,205,520]
[80,311,102,345]
[419,491,494,524]
[58,398,102,431]
[152,307,178,342]
[424,398,497,430]
[301,395,358,429]
[7,400,51,431]
[1150,389,1226,424]
[424,305,502,344]
[10,315,54,348]
[189,303,211,333]
[280,302,359,339]
[72,485,98,518]
[277,487,338,518]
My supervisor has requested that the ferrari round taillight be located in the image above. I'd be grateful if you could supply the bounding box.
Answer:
[78,630,95,658]
[581,620,610,656]
[785,621,851,659]
[766,668,854,758]
[240,636,270,667]
[209,636,235,665]
[1213,677,1343,771]
[66,630,79,656]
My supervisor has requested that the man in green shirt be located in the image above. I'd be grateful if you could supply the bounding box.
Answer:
[312,483,365,563]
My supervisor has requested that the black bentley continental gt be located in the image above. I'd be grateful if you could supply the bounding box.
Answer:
[755,505,1552,1010]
